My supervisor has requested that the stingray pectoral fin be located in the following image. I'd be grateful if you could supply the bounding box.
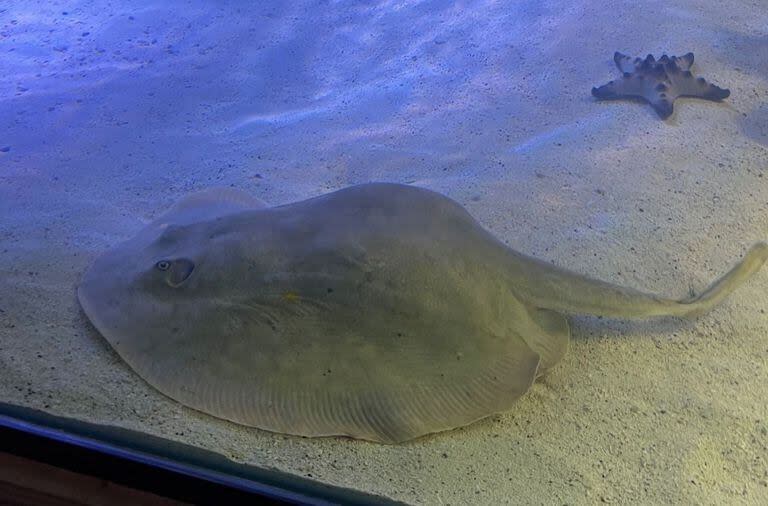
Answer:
[163,187,268,221]
[343,338,541,443]
[517,242,768,319]
[526,307,570,376]
[156,331,542,444]
[130,187,270,244]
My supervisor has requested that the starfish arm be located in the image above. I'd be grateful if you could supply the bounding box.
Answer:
[664,64,730,101]
[592,75,641,99]
[648,95,675,119]
[613,51,653,74]
[591,80,623,100]
[674,52,695,71]
[613,52,638,73]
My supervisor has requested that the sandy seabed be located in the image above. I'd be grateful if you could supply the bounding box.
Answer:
[1,0,767,504]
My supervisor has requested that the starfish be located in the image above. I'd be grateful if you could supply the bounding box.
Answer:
[591,52,730,119]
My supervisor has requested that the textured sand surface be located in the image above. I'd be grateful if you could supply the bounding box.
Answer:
[1,0,767,503]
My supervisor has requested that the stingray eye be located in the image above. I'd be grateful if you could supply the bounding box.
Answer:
[156,260,171,271]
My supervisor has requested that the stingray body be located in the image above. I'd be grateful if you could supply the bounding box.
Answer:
[78,183,767,443]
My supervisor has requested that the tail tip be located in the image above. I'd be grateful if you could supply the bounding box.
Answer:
[746,241,768,263]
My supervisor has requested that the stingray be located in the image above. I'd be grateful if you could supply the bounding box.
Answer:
[78,183,767,443]
[591,52,730,119]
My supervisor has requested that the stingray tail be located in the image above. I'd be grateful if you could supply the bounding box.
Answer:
[526,242,768,319]
[673,242,768,318]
